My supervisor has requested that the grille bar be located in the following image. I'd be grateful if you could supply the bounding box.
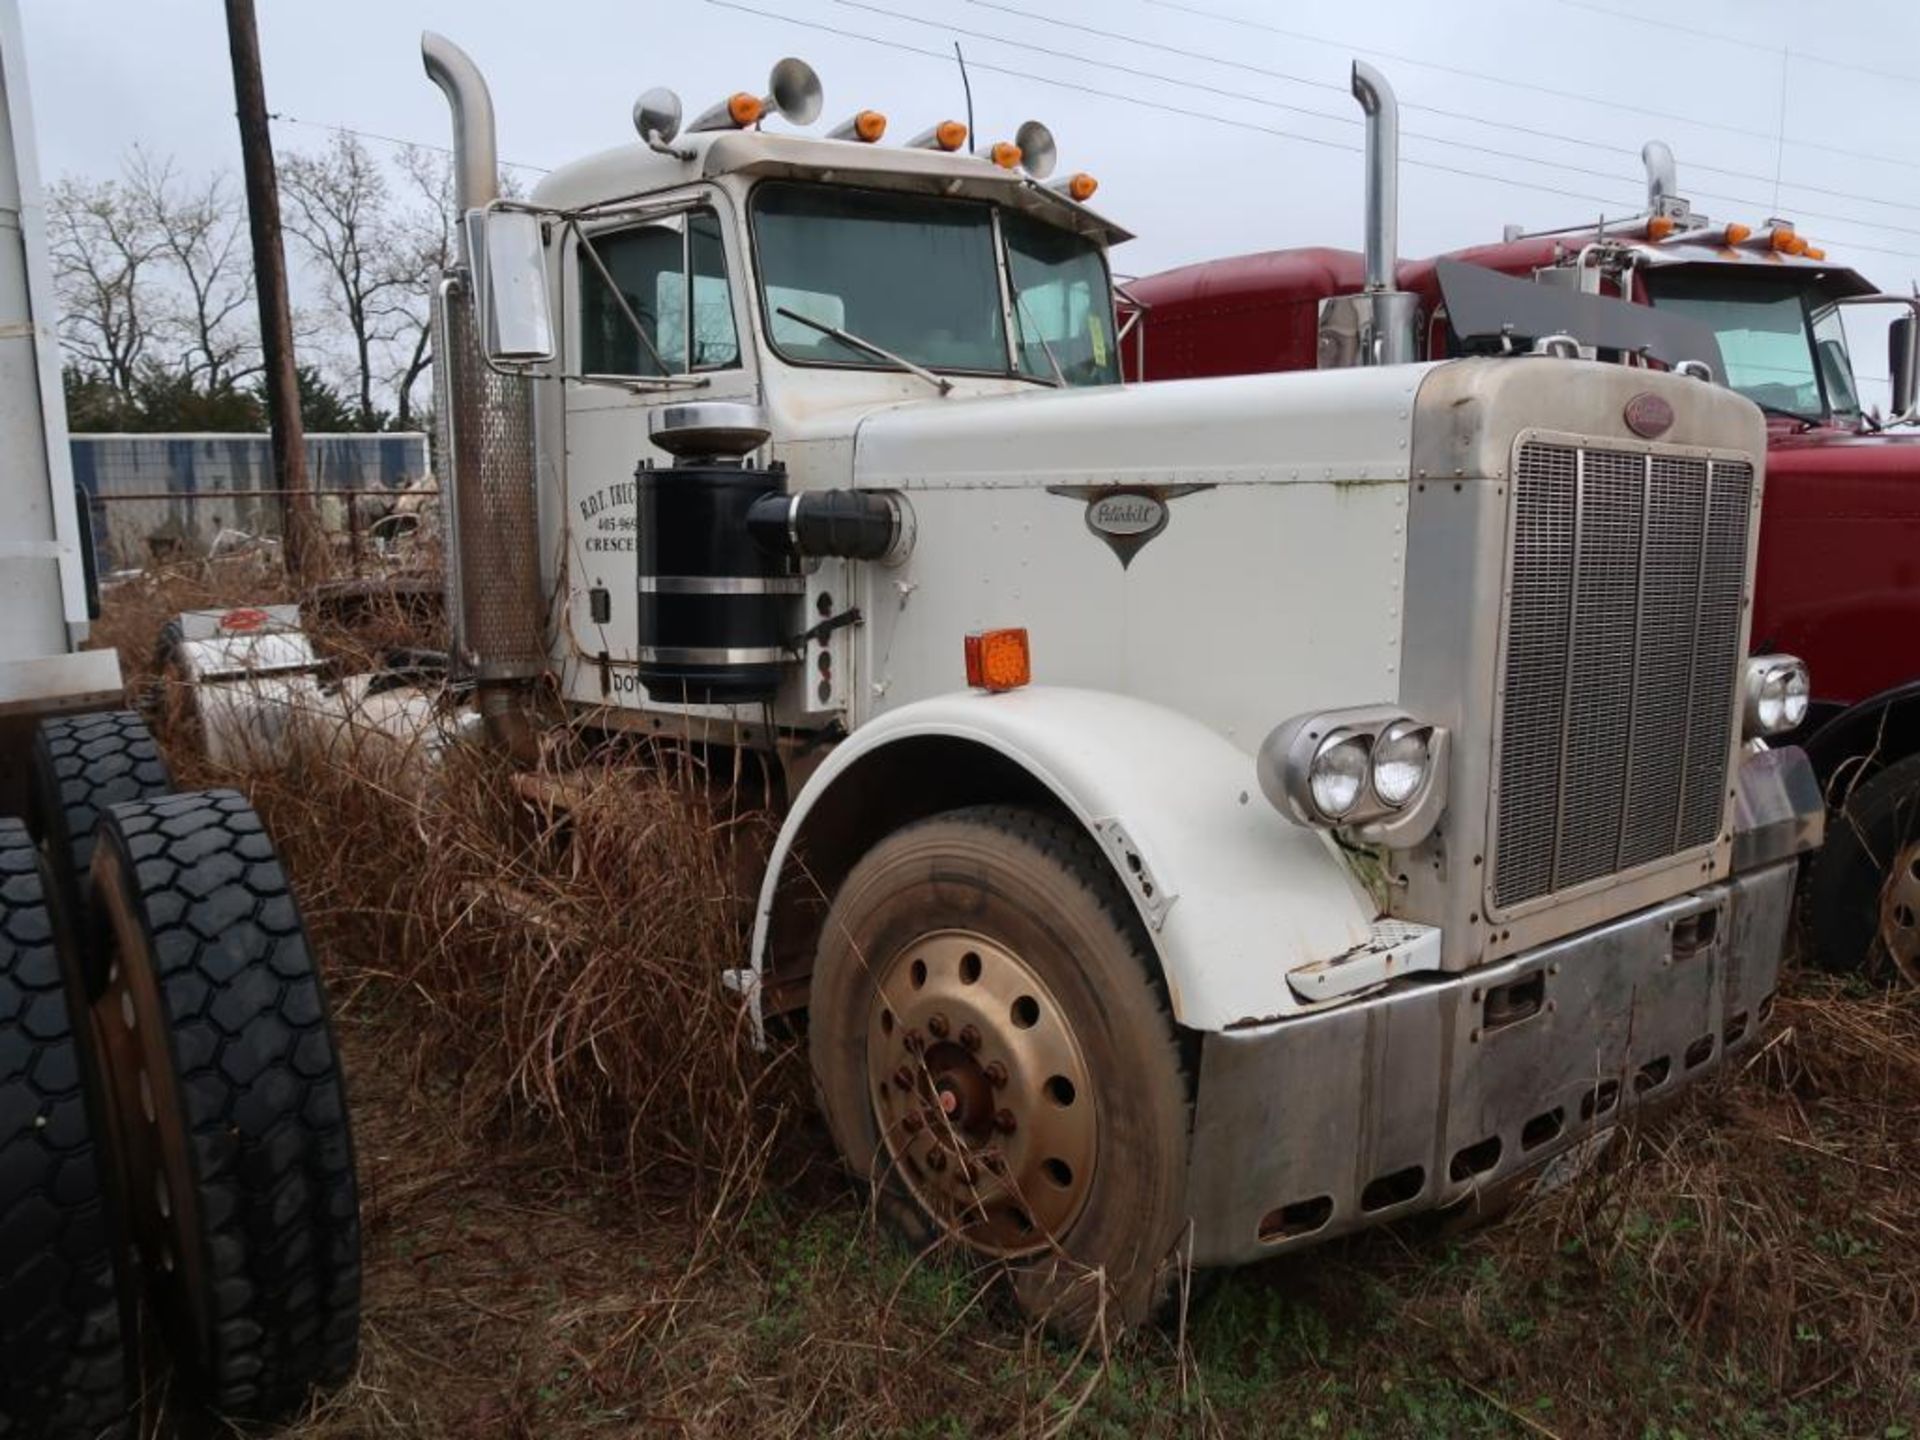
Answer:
[1493,444,1752,911]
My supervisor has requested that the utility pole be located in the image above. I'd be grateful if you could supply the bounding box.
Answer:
[224,0,317,580]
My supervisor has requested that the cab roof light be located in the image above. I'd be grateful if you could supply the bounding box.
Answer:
[1048,171,1099,203]
[982,140,1023,170]
[1769,224,1799,253]
[964,628,1031,693]
[1646,215,1677,240]
[1803,245,1827,261]
[1722,221,1752,246]
[828,109,888,143]
[728,92,764,127]
[909,119,969,152]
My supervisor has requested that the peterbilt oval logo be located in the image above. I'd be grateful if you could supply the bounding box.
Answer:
[1624,392,1675,438]
[1045,482,1212,568]
[1086,493,1167,538]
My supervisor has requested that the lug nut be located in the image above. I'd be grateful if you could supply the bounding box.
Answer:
[927,1014,950,1039]
[893,1066,913,1091]
[985,1061,1009,1088]
[994,1108,1017,1134]
[982,1149,1005,1173]
[960,1024,982,1051]
[903,1110,924,1133]
[904,1029,924,1054]
[927,1148,947,1172]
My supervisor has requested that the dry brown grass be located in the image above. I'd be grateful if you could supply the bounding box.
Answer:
[100,569,1920,1438]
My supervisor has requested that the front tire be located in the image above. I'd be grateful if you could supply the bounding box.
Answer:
[1807,752,1920,985]
[809,805,1192,1333]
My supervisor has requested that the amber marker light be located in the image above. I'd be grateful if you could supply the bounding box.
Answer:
[727,92,764,126]
[987,140,1022,169]
[1804,246,1827,261]
[935,119,968,150]
[1063,172,1098,202]
[1723,222,1752,245]
[1769,225,1798,253]
[1646,215,1676,240]
[854,109,886,141]
[964,629,1031,692]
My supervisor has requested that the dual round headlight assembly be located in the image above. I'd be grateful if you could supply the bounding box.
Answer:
[1260,707,1447,834]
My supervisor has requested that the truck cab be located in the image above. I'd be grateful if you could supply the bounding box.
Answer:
[1127,104,1920,984]
[423,39,1822,1331]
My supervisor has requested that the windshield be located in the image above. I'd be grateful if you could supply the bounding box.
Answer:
[1646,271,1858,423]
[750,181,1119,386]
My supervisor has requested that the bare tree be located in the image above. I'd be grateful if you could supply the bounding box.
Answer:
[48,173,164,394]
[280,132,416,429]
[385,145,457,430]
[126,150,259,392]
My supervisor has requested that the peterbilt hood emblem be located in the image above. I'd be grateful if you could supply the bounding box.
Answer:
[1046,483,1211,568]
[1624,392,1676,439]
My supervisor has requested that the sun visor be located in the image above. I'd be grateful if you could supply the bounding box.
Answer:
[1437,260,1726,384]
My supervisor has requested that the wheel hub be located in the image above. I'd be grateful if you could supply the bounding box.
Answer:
[867,930,1096,1257]
[1880,839,1920,985]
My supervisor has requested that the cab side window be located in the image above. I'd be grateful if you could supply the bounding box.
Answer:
[579,210,740,376]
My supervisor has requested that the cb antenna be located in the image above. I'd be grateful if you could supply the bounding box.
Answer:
[954,42,975,151]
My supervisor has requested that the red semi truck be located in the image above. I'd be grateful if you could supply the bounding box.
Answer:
[1123,67,1920,984]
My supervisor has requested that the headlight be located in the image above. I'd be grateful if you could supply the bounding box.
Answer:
[1308,731,1371,819]
[1257,705,1449,843]
[1744,655,1810,738]
[1371,720,1433,808]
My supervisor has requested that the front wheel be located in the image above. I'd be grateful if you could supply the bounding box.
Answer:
[1806,752,1920,986]
[809,806,1192,1333]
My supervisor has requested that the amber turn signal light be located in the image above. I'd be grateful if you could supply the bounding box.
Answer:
[965,629,1031,692]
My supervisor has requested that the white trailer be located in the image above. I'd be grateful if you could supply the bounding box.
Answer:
[0,0,121,787]
[418,36,1822,1329]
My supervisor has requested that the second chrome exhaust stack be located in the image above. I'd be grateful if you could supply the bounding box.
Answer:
[1319,61,1418,368]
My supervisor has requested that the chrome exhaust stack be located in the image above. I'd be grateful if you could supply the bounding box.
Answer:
[1642,140,1677,215]
[422,31,545,755]
[1317,61,1418,368]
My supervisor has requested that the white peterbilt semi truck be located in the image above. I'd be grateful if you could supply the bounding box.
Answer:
[418,34,1822,1327]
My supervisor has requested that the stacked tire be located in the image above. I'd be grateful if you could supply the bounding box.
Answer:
[1,711,361,1436]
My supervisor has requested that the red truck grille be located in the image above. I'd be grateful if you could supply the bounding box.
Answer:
[1492,443,1753,911]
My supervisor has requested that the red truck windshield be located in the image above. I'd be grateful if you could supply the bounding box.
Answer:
[1645,272,1862,426]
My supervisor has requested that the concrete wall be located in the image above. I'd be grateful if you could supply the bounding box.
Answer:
[71,432,431,568]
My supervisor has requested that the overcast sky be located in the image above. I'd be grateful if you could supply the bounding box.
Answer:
[19,0,1920,396]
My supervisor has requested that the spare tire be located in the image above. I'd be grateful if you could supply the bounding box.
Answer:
[90,789,360,1421]
[29,710,173,997]
[0,816,131,1439]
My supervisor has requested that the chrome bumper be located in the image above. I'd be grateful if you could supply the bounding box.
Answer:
[1184,859,1795,1267]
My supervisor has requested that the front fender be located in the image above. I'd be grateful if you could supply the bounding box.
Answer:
[750,686,1378,1031]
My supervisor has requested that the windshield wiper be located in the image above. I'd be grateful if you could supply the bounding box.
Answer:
[775,307,952,396]
[1748,399,1821,430]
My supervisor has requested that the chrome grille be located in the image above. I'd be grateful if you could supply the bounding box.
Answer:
[1493,444,1753,910]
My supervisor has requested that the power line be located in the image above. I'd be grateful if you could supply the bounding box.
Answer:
[706,0,1638,207]
[709,0,1920,266]
[266,111,552,175]
[1142,0,1920,178]
[968,0,1920,219]
[832,0,1920,253]
[1552,0,1920,89]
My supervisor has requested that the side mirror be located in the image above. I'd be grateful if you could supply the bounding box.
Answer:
[1890,311,1917,421]
[469,209,555,364]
